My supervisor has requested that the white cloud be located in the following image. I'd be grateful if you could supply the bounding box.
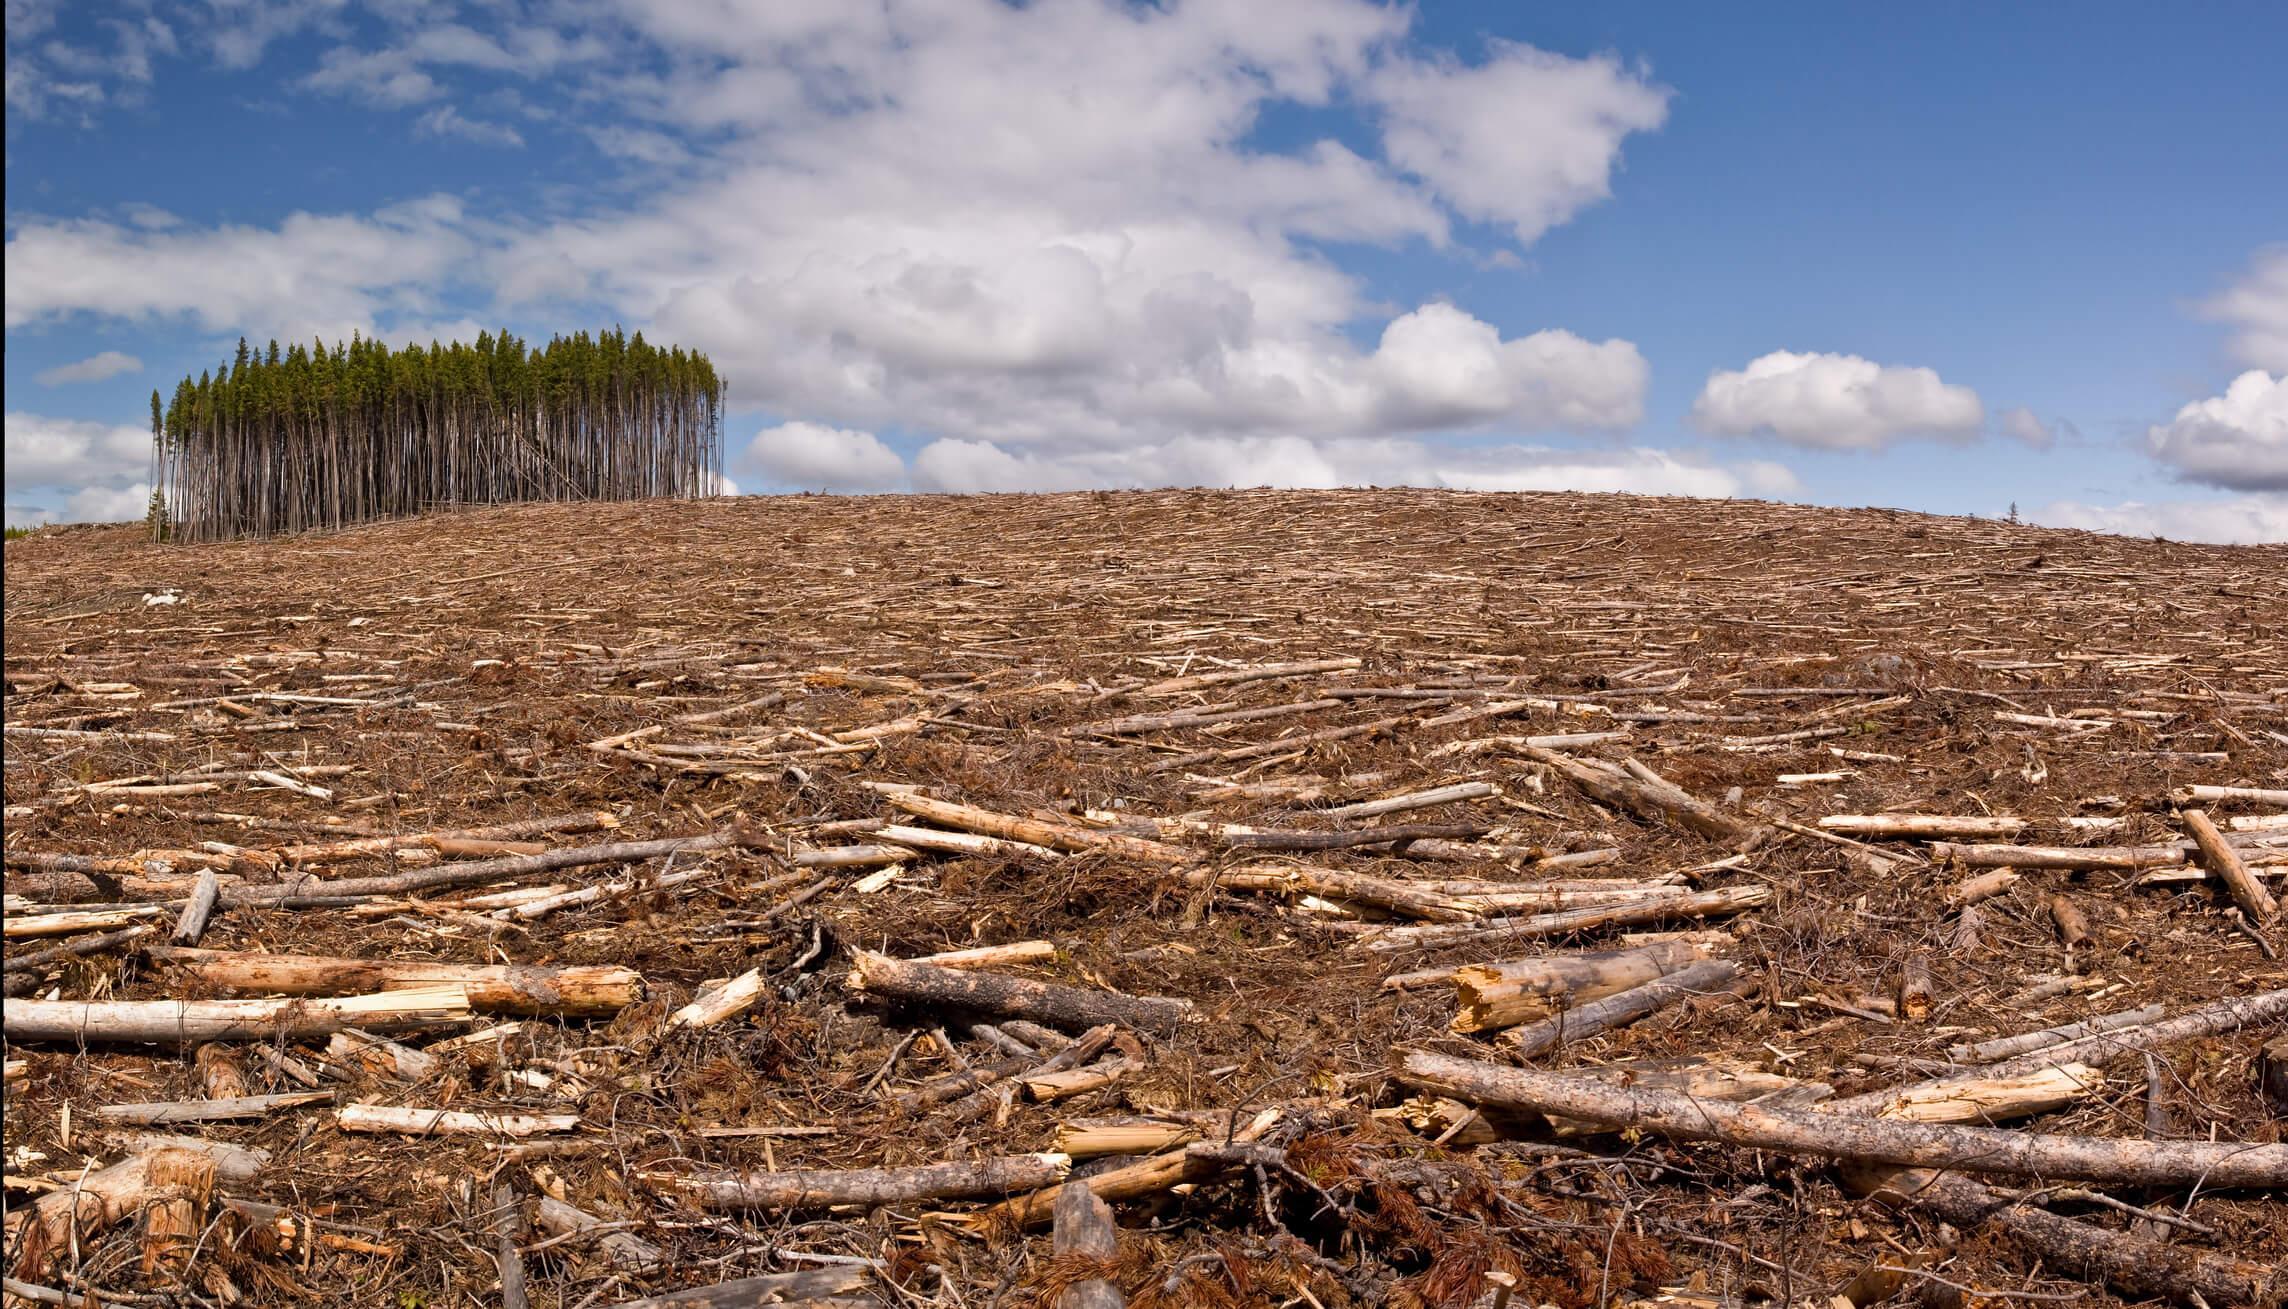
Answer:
[1368,40,1670,245]
[1998,406,2055,450]
[4,194,475,343]
[2144,369,2287,491]
[906,432,1791,500]
[414,104,523,147]
[4,410,150,488]
[739,422,907,493]
[2202,246,2288,372]
[34,350,144,384]
[10,2,1665,477]
[65,480,152,523]
[2029,493,2288,546]
[1691,350,1985,449]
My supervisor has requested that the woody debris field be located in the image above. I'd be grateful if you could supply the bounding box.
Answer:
[3,488,2285,1309]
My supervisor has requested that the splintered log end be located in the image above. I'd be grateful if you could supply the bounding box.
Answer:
[139,1147,219,1280]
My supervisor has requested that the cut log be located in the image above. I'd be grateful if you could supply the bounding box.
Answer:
[136,1146,217,1282]
[1365,885,1768,954]
[533,1194,665,1273]
[1397,1050,2288,1188]
[1450,940,1710,1033]
[3,984,472,1044]
[1496,958,1746,1055]
[336,1103,579,1137]
[876,824,1065,861]
[195,1043,250,1099]
[913,940,1057,969]
[219,830,747,908]
[93,1091,334,1124]
[883,793,1189,863]
[974,1109,1282,1230]
[651,1152,1071,1211]
[600,1267,873,1308]
[1523,747,1769,851]
[667,966,767,1030]
[4,904,165,938]
[1318,781,1498,820]
[2260,1034,2288,1118]
[1858,1064,2106,1125]
[2,923,156,975]
[1820,814,2027,839]
[327,1028,439,1081]
[1052,1180,1125,1309]
[1894,955,1933,1022]
[1947,1004,2167,1065]
[170,869,221,945]
[1192,864,1482,923]
[2172,784,2288,809]
[3,1146,259,1279]
[145,946,642,1016]
[1850,1165,2276,1307]
[493,1183,529,1309]
[848,951,1197,1034]
[2184,807,2279,923]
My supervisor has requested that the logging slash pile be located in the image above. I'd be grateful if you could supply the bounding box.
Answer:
[3,488,2284,1309]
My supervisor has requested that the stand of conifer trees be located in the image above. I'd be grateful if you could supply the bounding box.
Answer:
[151,328,724,541]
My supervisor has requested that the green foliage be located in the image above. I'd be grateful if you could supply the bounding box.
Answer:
[154,326,726,540]
[3,525,31,541]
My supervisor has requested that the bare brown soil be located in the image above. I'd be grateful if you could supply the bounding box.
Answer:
[4,489,2284,1308]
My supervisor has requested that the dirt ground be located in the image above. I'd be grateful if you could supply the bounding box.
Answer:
[4,489,2284,1308]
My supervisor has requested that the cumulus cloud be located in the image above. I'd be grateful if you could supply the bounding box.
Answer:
[1368,40,1671,245]
[1998,407,2055,450]
[2202,246,2288,372]
[2144,369,2287,491]
[414,104,523,148]
[1691,350,1985,449]
[740,422,907,493]
[34,350,143,384]
[4,194,475,342]
[4,411,152,523]
[2029,493,2288,546]
[906,432,1792,500]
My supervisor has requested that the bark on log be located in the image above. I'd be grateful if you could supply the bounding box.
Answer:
[654,1152,1071,1211]
[1450,940,1709,1033]
[1821,814,2028,839]
[1052,1180,1125,1309]
[4,984,472,1044]
[534,1195,665,1273]
[219,830,746,908]
[2,1146,260,1279]
[1948,1004,2167,1065]
[1366,885,1767,954]
[170,869,220,945]
[601,1267,873,1308]
[1397,1050,2288,1188]
[2,923,155,974]
[848,951,1197,1034]
[136,1147,217,1282]
[1192,864,1482,922]
[1861,1064,2106,1125]
[93,1091,333,1124]
[1523,747,1769,850]
[883,793,1189,864]
[337,1103,579,1136]
[1850,1165,2279,1307]
[1497,958,1746,1055]
[145,946,642,1016]
[493,1182,529,1309]
[2185,807,2280,923]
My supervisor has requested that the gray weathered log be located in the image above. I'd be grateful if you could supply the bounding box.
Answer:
[848,951,1196,1034]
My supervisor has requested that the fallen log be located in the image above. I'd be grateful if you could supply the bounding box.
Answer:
[534,1194,665,1273]
[1365,885,1768,954]
[219,830,748,908]
[1860,1063,2106,1125]
[3,984,472,1044]
[2,922,156,974]
[1052,1180,1125,1309]
[1496,958,1747,1055]
[1948,1004,2167,1065]
[1524,747,1769,850]
[337,1103,580,1137]
[1190,864,1482,922]
[883,793,1190,863]
[1821,814,2028,839]
[93,1091,333,1124]
[1450,940,1711,1033]
[848,951,1197,1034]
[3,1146,260,1279]
[2185,807,2280,923]
[1850,1165,2278,1307]
[144,947,643,1017]
[1397,1050,2288,1188]
[651,1153,1071,1211]
[600,1267,874,1308]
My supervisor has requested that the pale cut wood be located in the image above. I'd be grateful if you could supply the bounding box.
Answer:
[1365,884,1769,954]
[1496,958,1745,1054]
[848,950,1197,1033]
[4,904,165,938]
[337,1103,579,1137]
[220,830,746,908]
[136,1147,217,1281]
[145,946,643,1016]
[913,940,1057,969]
[1861,1063,2106,1125]
[1118,656,1360,699]
[4,984,472,1044]
[1820,814,2028,839]
[667,966,767,1029]
[1052,1180,1125,1309]
[1449,940,1708,1033]
[1948,1005,2167,1065]
[1318,781,1497,820]
[1190,864,1481,922]
[2,1146,259,1279]
[1399,1050,2287,1188]
[883,793,1191,863]
[600,1266,873,1308]
[170,869,221,945]
[195,1042,250,1099]
[327,1028,439,1081]
[653,1152,1070,1211]
[2184,807,2279,922]
[2172,784,2288,809]
[94,1091,333,1124]
[975,1108,1282,1230]
[876,823,1065,860]
[533,1194,665,1273]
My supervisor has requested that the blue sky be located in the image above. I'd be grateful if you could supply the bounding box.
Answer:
[7,1,2285,539]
